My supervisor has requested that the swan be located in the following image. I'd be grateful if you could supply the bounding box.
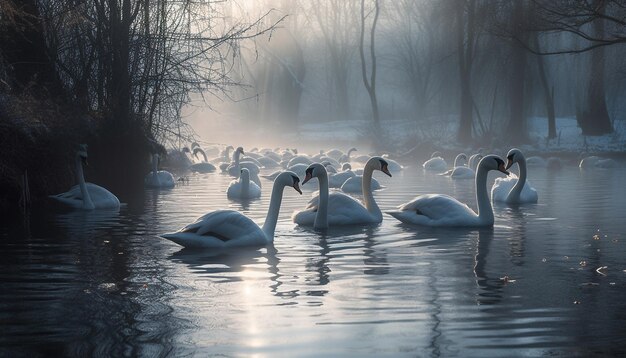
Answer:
[423,152,447,171]
[226,147,262,187]
[189,147,216,173]
[387,155,509,227]
[440,153,468,176]
[161,171,302,249]
[328,167,356,188]
[325,148,345,160]
[341,175,382,193]
[144,153,176,188]
[227,168,261,199]
[491,148,538,204]
[468,153,483,170]
[579,156,617,169]
[50,144,121,210]
[381,155,404,172]
[292,157,392,229]
[525,156,547,167]
[338,147,357,163]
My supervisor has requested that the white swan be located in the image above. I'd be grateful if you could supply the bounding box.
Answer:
[227,168,261,199]
[387,155,509,227]
[491,148,538,204]
[579,156,617,169]
[381,155,404,172]
[144,153,176,188]
[226,147,262,187]
[328,167,356,188]
[341,175,382,193]
[161,171,302,249]
[423,152,447,171]
[440,153,468,176]
[50,144,120,210]
[338,147,357,163]
[189,147,216,173]
[292,157,392,229]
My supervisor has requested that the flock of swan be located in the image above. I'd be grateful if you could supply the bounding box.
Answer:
[49,144,619,250]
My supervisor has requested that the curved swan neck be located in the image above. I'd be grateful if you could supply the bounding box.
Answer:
[508,158,526,202]
[152,154,159,175]
[362,162,382,221]
[241,171,249,198]
[475,165,493,225]
[262,180,286,240]
[315,171,329,229]
[76,155,94,210]
[233,150,241,171]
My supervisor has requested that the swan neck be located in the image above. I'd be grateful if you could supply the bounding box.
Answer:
[315,172,329,229]
[233,150,241,171]
[262,180,285,240]
[241,172,249,198]
[362,164,381,220]
[152,154,158,175]
[76,155,94,209]
[509,158,526,202]
[475,165,493,225]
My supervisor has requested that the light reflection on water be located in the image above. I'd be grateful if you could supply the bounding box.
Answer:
[1,164,626,357]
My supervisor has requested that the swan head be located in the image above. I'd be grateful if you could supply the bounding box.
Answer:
[479,155,509,175]
[276,171,302,194]
[431,151,442,158]
[348,147,357,153]
[302,163,327,185]
[240,168,250,181]
[191,141,200,149]
[236,146,244,155]
[78,144,89,165]
[342,163,352,171]
[367,156,392,177]
[226,145,234,150]
[182,147,191,153]
[505,148,525,170]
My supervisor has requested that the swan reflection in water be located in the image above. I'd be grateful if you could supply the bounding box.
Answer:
[52,209,121,237]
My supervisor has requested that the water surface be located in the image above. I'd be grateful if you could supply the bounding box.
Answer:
[2,162,626,357]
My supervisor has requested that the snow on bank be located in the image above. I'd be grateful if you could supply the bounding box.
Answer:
[528,117,626,153]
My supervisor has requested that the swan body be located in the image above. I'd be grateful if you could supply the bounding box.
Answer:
[288,156,313,167]
[227,168,261,199]
[263,163,309,181]
[491,148,538,204]
[162,171,302,249]
[145,154,176,188]
[441,153,468,176]
[341,175,382,193]
[381,156,403,172]
[257,156,281,168]
[50,144,120,210]
[450,166,475,179]
[292,157,392,228]
[353,155,370,163]
[423,153,447,172]
[388,155,509,227]
[328,170,355,188]
[580,156,617,169]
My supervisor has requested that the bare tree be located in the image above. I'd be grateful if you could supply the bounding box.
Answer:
[359,0,381,138]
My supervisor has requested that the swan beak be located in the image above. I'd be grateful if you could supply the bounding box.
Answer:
[302,172,313,185]
[382,166,392,177]
[498,163,510,175]
[505,159,514,170]
[293,183,302,195]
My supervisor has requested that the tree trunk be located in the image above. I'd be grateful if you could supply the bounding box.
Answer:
[578,0,613,135]
[359,0,381,140]
[456,0,474,145]
[506,0,529,144]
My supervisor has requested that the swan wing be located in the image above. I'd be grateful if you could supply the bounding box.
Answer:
[491,176,538,203]
[450,166,475,179]
[388,194,477,226]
